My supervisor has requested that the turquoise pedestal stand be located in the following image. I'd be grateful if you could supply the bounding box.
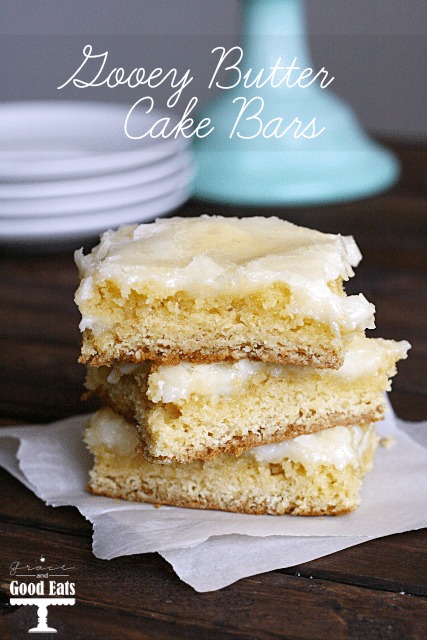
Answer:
[193,0,399,205]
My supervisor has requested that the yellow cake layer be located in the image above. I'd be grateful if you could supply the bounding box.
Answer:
[75,217,375,368]
[84,408,379,516]
[86,335,409,464]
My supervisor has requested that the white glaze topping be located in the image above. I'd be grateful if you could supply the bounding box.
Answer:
[331,335,410,381]
[85,407,139,455]
[75,216,375,332]
[146,336,409,403]
[248,424,374,469]
[147,359,271,403]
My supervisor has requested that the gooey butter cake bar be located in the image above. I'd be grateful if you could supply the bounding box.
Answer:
[75,216,409,515]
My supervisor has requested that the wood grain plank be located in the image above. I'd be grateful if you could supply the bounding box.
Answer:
[0,297,80,345]
[1,521,426,640]
[0,337,96,422]
[283,530,427,597]
[0,468,91,537]
[0,601,252,640]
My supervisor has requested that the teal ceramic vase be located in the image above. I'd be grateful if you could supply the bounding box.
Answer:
[193,0,399,205]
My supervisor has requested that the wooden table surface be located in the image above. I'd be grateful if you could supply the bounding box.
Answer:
[1,139,426,639]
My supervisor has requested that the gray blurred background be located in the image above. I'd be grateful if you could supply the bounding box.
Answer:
[1,0,425,140]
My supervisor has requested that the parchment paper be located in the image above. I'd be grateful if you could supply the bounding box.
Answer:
[1,399,426,591]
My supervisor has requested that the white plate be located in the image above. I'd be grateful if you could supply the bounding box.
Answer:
[0,101,187,180]
[0,186,191,242]
[0,150,192,199]
[0,164,193,217]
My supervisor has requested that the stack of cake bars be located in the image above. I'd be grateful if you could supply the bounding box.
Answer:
[75,217,409,515]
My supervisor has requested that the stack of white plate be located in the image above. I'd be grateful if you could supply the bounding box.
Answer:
[0,102,194,247]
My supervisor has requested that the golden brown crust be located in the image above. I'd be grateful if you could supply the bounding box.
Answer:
[86,483,358,517]
[86,483,355,516]
[79,341,343,370]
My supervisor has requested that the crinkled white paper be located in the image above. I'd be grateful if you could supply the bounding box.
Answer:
[0,400,426,591]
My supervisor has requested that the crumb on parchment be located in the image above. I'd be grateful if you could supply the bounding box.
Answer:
[380,436,396,449]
